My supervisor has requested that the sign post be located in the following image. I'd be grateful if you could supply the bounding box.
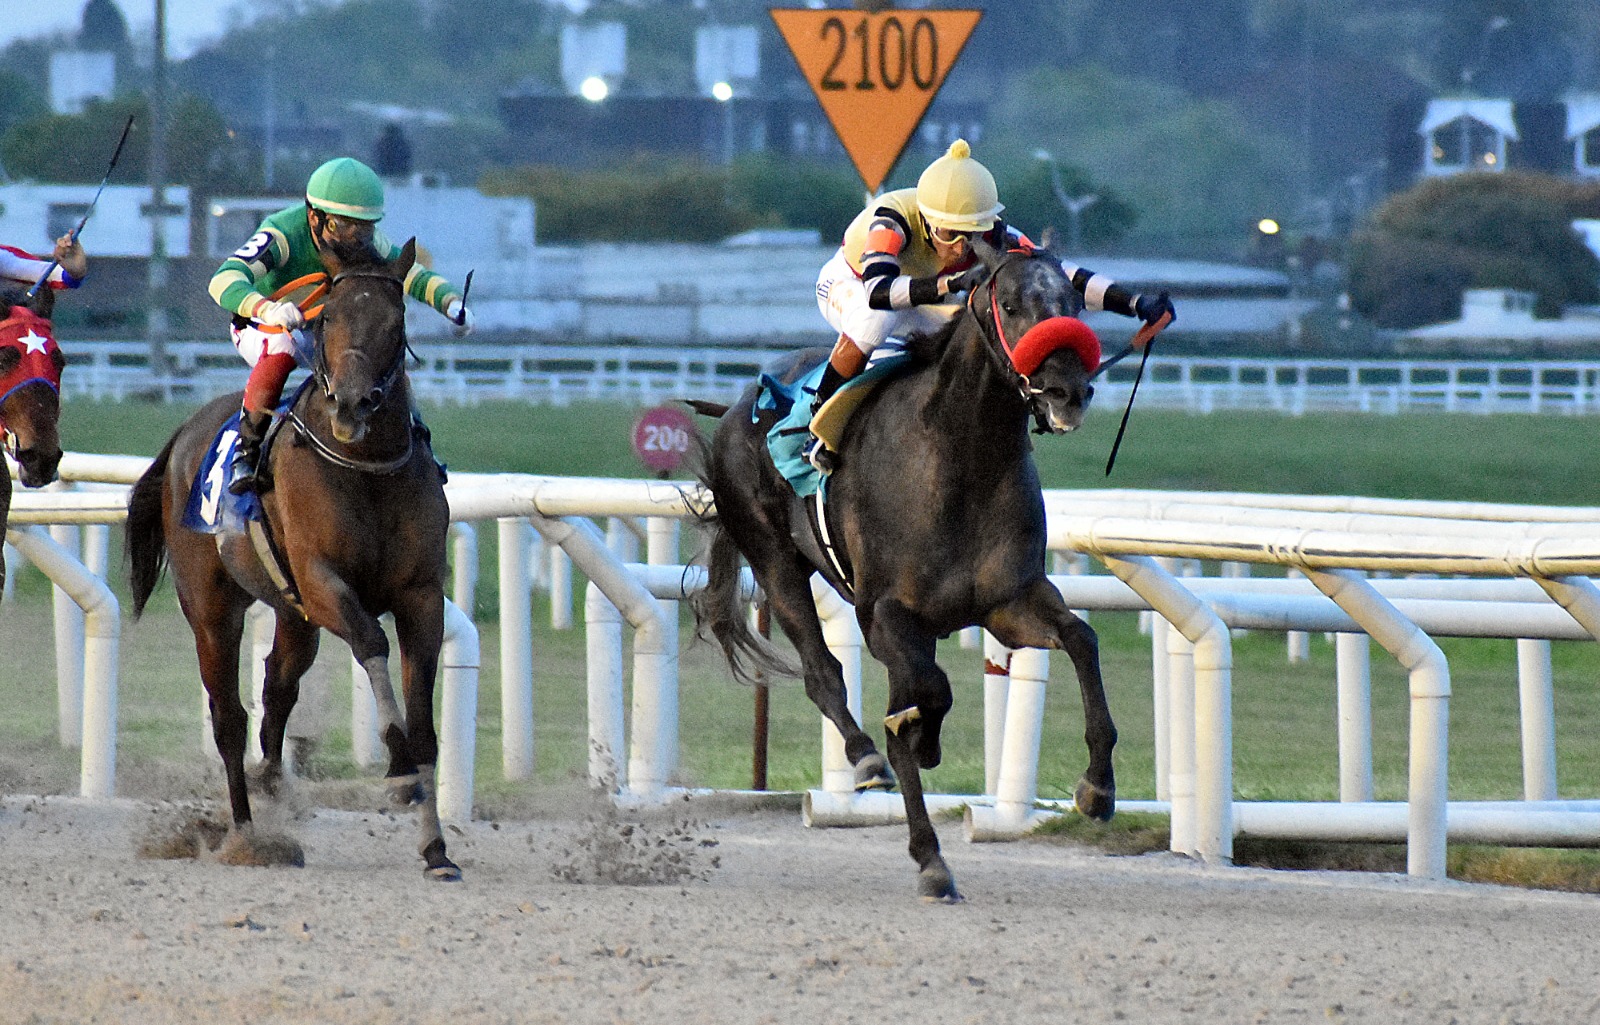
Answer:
[770,5,983,192]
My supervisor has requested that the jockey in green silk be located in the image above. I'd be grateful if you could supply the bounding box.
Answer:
[208,157,473,495]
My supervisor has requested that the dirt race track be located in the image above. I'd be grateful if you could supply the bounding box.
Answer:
[2,792,1598,1025]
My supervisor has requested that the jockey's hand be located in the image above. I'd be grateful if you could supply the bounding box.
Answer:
[1134,291,1175,328]
[939,264,988,298]
[257,299,306,331]
[445,298,474,338]
[52,234,88,280]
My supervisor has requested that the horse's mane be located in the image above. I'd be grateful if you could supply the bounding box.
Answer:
[0,281,53,320]
[320,237,389,275]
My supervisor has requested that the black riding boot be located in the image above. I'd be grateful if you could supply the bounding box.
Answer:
[228,409,273,495]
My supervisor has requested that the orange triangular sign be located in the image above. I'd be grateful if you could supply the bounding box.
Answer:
[771,8,982,192]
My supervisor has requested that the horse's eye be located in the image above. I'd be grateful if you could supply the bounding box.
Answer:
[0,349,18,375]
[1001,303,1018,316]
[50,349,66,372]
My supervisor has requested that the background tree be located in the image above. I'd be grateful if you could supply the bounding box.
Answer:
[0,94,259,193]
[1347,172,1600,328]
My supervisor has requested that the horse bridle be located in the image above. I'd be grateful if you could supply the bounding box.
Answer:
[962,250,1068,432]
[291,267,421,475]
[309,268,412,410]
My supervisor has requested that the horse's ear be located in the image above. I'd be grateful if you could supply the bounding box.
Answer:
[970,235,1003,270]
[25,284,55,321]
[391,238,417,280]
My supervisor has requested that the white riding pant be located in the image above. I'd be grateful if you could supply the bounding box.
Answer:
[815,248,962,354]
[231,321,313,369]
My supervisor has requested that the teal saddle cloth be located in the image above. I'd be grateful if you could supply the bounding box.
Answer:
[753,347,911,498]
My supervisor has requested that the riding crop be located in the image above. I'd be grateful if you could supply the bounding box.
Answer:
[1103,309,1172,476]
[454,269,474,327]
[27,114,136,299]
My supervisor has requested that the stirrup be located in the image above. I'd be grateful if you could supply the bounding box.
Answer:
[803,436,838,475]
[227,459,260,496]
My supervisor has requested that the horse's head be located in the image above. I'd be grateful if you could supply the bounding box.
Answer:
[964,238,1100,434]
[0,287,65,487]
[313,238,414,444]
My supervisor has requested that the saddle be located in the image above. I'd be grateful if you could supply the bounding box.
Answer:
[182,390,306,612]
[754,346,914,598]
[755,345,912,499]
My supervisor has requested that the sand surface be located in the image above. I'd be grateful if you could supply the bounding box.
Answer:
[3,789,1598,1025]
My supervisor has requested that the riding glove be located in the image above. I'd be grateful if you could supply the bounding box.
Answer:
[1133,291,1176,327]
[257,299,306,330]
[938,264,988,298]
[446,298,474,338]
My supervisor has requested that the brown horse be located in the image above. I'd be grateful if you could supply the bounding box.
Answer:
[0,282,65,594]
[126,239,460,879]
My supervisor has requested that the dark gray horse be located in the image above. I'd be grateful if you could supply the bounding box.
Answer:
[691,239,1116,902]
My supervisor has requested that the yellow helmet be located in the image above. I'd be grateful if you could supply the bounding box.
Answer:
[916,139,1003,233]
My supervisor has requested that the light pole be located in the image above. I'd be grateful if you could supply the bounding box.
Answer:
[1034,150,1097,253]
[713,80,734,165]
[145,0,172,379]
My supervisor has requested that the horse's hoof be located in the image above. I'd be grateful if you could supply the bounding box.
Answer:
[852,752,897,792]
[425,861,463,882]
[1074,776,1116,822]
[917,864,963,904]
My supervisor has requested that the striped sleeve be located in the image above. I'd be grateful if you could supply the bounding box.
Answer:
[1060,260,1138,317]
[376,231,460,316]
[0,245,77,290]
[209,227,289,319]
[860,208,943,310]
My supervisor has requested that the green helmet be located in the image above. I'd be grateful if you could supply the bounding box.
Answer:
[305,157,385,221]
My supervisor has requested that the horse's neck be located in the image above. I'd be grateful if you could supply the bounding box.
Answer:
[924,320,1030,456]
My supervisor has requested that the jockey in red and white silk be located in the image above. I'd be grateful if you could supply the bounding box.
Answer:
[0,236,89,291]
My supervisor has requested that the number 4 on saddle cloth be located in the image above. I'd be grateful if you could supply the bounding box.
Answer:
[755,344,912,498]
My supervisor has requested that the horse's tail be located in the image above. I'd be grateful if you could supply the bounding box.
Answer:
[126,434,176,620]
[687,438,798,685]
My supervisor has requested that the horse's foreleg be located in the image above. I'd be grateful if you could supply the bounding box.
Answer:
[761,559,894,791]
[393,590,459,882]
[984,578,1117,821]
[865,597,958,902]
[299,567,414,787]
[256,615,320,795]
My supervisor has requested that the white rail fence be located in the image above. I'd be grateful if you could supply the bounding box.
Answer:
[55,340,1600,414]
[12,459,1600,881]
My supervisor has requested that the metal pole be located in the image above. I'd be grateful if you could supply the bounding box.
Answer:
[145,0,172,379]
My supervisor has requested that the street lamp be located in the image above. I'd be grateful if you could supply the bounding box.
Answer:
[1034,149,1097,253]
[580,76,609,103]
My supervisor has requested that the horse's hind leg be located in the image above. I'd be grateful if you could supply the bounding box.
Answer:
[864,597,958,902]
[190,602,253,828]
[393,588,459,881]
[758,554,894,791]
[984,578,1117,821]
[256,614,320,796]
